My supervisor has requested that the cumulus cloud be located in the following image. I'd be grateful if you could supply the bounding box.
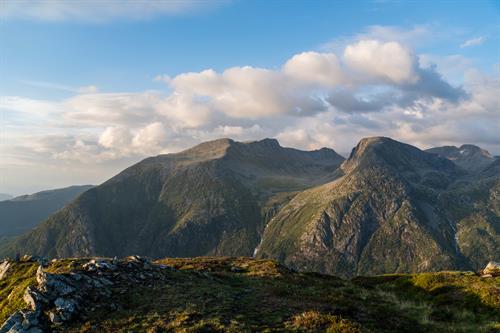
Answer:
[2,34,499,194]
[344,40,418,84]
[460,36,485,48]
[0,0,226,22]
[98,127,133,150]
[169,66,327,118]
[283,52,344,87]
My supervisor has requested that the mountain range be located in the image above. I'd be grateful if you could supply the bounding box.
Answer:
[0,137,498,277]
[0,185,93,243]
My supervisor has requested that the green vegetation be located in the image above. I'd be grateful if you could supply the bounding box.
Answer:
[0,185,93,240]
[1,257,498,332]
[0,261,37,323]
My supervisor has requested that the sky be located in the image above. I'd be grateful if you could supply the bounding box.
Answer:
[0,0,499,195]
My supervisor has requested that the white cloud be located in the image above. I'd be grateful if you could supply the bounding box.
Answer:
[2,33,499,194]
[283,52,344,87]
[78,85,99,94]
[169,66,327,118]
[460,36,485,48]
[132,122,168,153]
[0,0,226,22]
[344,40,418,84]
[98,127,132,150]
[63,92,163,126]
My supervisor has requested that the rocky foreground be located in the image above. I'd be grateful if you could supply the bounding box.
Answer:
[0,256,499,333]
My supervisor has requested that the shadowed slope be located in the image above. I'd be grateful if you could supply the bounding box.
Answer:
[0,139,344,259]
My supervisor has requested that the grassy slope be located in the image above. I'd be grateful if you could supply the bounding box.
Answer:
[1,257,498,333]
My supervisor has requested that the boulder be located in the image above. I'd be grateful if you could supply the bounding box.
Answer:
[0,311,42,333]
[36,266,75,295]
[482,261,500,277]
[54,297,78,321]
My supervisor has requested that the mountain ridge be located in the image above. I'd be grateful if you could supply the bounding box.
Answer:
[0,185,94,242]
[0,137,498,278]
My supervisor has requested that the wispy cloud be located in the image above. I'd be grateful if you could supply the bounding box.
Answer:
[321,24,432,52]
[0,0,228,22]
[460,36,485,48]
[20,80,98,94]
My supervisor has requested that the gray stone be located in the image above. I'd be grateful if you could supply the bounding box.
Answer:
[37,267,75,296]
[0,261,11,280]
[0,312,22,333]
[54,297,77,314]
[83,258,116,271]
[22,287,45,311]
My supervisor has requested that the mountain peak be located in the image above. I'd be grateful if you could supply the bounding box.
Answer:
[426,144,494,173]
[243,138,281,148]
[342,136,457,177]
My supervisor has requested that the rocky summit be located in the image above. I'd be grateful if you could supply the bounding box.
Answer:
[0,256,499,333]
[0,137,498,278]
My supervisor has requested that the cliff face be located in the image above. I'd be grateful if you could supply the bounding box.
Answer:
[256,137,499,276]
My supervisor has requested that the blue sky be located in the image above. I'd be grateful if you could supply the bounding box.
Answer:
[0,0,499,195]
[1,1,498,97]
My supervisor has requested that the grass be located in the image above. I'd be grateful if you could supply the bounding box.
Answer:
[0,261,38,323]
[0,257,498,332]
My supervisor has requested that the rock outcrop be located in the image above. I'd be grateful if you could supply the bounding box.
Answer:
[0,256,175,333]
[481,261,500,277]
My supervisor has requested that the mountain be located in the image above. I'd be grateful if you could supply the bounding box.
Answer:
[0,138,344,259]
[0,185,94,242]
[1,256,498,333]
[426,144,496,173]
[256,137,499,276]
[0,194,13,201]
[1,137,497,278]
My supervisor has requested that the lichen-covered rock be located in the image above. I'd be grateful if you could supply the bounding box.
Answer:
[0,310,42,333]
[54,297,77,321]
[36,266,75,296]
[23,286,45,311]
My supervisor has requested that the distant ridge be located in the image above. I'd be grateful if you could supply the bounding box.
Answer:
[0,185,94,241]
[426,144,495,173]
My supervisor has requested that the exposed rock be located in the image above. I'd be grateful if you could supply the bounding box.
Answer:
[0,312,22,333]
[54,297,77,320]
[82,258,116,271]
[19,256,47,267]
[0,261,11,280]
[1,256,174,332]
[482,261,500,277]
[36,266,75,296]
[0,310,42,333]
[23,286,45,311]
